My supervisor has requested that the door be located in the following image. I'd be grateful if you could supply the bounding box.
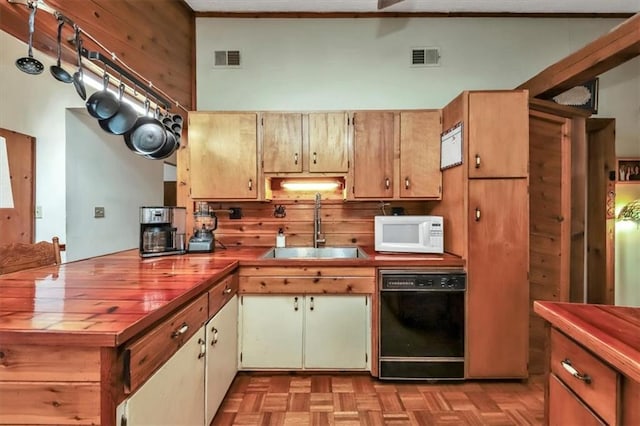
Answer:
[352,111,395,198]
[205,295,238,424]
[262,113,303,173]
[466,178,529,378]
[399,111,442,198]
[189,112,257,199]
[468,91,529,178]
[528,109,573,375]
[240,295,303,368]
[0,128,35,244]
[304,295,368,369]
[308,112,348,173]
[119,327,206,426]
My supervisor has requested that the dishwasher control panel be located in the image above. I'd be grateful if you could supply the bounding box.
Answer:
[380,271,466,290]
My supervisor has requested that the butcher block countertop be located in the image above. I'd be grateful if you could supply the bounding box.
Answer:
[534,301,640,383]
[0,246,463,348]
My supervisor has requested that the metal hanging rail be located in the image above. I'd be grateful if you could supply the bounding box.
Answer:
[7,0,180,111]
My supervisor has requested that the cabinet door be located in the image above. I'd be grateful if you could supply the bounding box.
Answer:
[118,327,205,426]
[205,295,238,425]
[239,295,303,369]
[466,178,529,378]
[352,111,395,198]
[467,91,528,178]
[304,295,368,369]
[549,374,605,426]
[308,112,349,173]
[262,113,303,173]
[399,111,442,198]
[189,112,257,199]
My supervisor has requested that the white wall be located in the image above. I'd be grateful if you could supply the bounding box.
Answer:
[65,110,163,261]
[615,184,640,307]
[1,31,163,260]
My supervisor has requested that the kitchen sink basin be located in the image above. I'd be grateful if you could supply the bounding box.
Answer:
[261,246,368,259]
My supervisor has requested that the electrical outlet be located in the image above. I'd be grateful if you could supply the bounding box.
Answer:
[35,205,43,219]
[94,207,105,218]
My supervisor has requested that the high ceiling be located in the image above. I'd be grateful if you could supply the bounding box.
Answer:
[184,0,640,14]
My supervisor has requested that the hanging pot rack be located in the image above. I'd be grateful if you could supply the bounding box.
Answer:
[7,0,182,112]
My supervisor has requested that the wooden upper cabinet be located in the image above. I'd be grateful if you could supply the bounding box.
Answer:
[189,112,258,199]
[467,91,529,178]
[308,112,349,173]
[262,113,303,173]
[399,111,442,198]
[352,111,395,199]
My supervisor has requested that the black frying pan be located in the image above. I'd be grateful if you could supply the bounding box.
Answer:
[86,73,119,119]
[124,102,166,155]
[99,84,137,135]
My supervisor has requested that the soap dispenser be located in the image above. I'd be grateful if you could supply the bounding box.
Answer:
[276,228,286,248]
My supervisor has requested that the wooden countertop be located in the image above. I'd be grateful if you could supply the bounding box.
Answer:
[534,301,640,383]
[0,246,464,348]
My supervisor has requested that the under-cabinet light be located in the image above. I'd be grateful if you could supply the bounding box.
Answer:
[281,181,340,191]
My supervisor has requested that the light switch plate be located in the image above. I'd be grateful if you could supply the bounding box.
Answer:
[94,207,105,218]
[35,205,43,219]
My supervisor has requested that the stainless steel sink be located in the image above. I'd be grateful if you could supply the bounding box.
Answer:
[261,246,368,259]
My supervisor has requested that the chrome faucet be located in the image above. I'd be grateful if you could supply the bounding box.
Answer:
[313,192,326,248]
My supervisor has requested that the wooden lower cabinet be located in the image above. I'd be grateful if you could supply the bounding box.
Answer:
[466,178,529,378]
[205,295,239,424]
[239,295,369,370]
[117,328,206,426]
[549,374,604,426]
[546,327,640,426]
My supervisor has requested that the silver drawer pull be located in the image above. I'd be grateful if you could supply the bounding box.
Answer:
[561,359,592,384]
[171,323,189,338]
[223,287,232,294]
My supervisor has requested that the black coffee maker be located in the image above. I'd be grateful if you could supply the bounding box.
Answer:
[139,207,186,257]
[187,202,218,253]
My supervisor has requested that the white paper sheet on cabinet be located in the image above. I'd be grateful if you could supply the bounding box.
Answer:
[440,123,463,170]
[0,136,14,209]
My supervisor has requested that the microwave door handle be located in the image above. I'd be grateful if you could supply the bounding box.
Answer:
[418,222,429,245]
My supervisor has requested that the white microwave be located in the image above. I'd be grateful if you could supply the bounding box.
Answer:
[374,215,444,254]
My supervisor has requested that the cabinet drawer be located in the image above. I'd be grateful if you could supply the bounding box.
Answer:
[549,374,604,426]
[123,294,208,394]
[209,273,238,317]
[550,328,618,425]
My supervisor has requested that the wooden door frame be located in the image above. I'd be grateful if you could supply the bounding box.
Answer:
[586,118,616,304]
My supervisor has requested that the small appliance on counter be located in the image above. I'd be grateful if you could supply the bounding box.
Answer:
[188,201,218,253]
[139,206,186,257]
[374,215,444,254]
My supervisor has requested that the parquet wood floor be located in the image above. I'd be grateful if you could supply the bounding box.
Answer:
[212,373,545,426]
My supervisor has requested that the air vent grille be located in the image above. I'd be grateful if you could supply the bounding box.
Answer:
[411,47,441,67]
[213,50,241,68]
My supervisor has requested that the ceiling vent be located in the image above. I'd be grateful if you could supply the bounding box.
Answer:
[213,50,241,68]
[411,47,441,67]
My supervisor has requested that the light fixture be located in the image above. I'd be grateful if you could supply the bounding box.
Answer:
[617,199,640,225]
[281,180,341,192]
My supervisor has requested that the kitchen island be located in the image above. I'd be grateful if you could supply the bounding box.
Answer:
[534,301,640,425]
[0,246,462,425]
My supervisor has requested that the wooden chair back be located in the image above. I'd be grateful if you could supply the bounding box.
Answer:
[0,237,62,275]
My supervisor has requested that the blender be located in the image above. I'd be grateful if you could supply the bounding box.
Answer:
[187,202,218,253]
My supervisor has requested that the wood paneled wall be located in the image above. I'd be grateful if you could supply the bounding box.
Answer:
[0,0,194,110]
[198,201,431,248]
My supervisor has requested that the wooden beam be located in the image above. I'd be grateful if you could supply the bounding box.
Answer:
[517,13,640,98]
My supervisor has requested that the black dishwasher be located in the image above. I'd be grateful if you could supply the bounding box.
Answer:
[378,270,466,380]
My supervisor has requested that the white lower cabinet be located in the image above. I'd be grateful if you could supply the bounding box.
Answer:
[116,327,206,426]
[240,295,304,368]
[240,295,369,370]
[205,295,238,425]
